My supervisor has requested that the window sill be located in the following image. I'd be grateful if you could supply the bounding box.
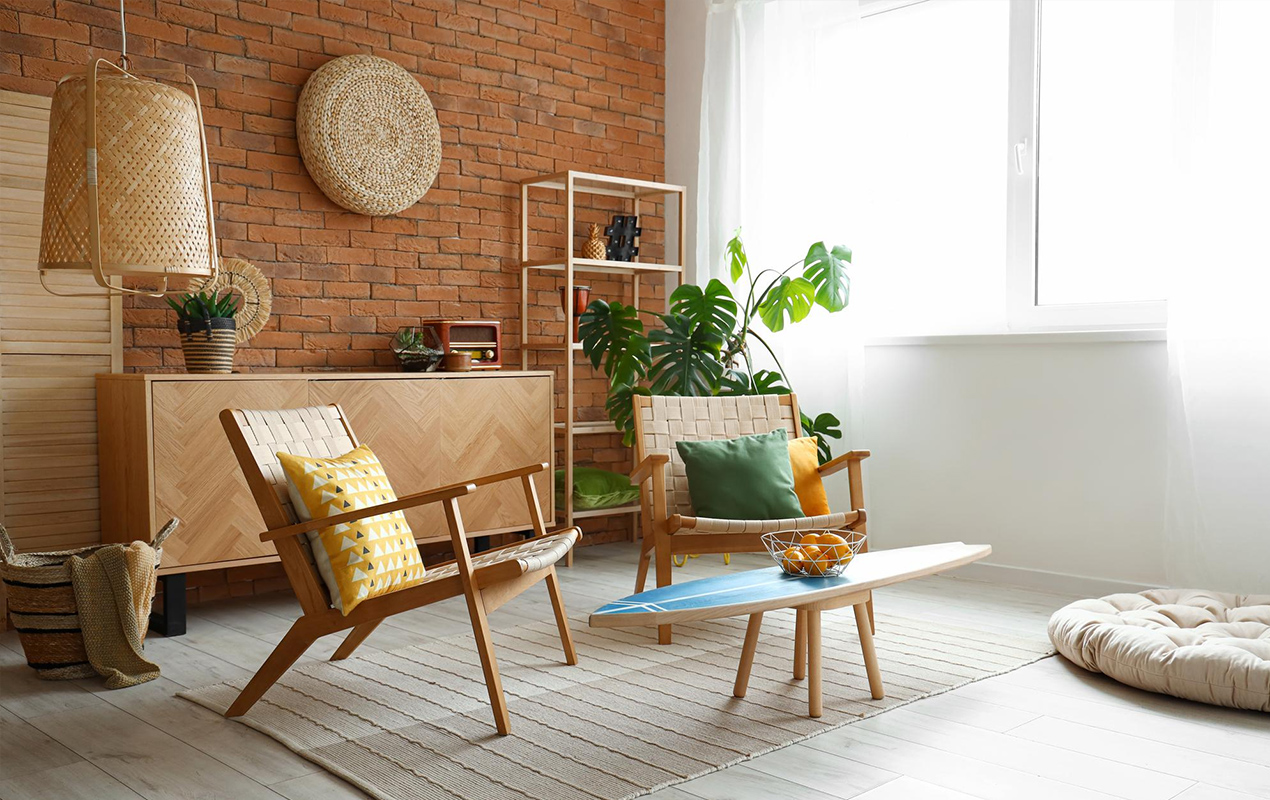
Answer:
[863,328,1166,347]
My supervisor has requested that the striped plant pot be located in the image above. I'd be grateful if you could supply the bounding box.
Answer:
[178,317,236,374]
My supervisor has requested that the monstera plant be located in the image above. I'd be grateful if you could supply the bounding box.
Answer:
[579,230,852,463]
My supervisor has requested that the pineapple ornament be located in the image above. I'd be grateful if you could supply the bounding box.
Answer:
[582,223,607,260]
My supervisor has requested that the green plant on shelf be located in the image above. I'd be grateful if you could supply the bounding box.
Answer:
[165,289,239,330]
[579,229,851,463]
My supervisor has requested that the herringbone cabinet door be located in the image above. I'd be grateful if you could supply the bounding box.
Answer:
[153,380,309,566]
[310,378,553,541]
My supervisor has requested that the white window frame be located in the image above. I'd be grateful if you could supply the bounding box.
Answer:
[1005,0,1167,331]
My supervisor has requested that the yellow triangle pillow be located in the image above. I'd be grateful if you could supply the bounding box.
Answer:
[788,436,831,517]
[277,444,427,615]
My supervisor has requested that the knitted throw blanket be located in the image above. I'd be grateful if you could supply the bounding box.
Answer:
[68,542,160,689]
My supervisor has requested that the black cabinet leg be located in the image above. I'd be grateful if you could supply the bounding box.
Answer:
[150,573,187,637]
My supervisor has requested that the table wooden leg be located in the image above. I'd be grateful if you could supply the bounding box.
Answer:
[854,602,885,700]
[808,608,823,718]
[793,608,807,680]
[733,612,764,698]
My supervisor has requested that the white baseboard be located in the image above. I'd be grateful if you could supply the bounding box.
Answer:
[955,560,1161,597]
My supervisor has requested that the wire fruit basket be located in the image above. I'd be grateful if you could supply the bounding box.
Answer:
[762,529,867,577]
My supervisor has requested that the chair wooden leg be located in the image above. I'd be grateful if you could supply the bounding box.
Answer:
[733,612,764,698]
[808,608,823,718]
[464,585,511,735]
[634,539,654,593]
[331,619,382,661]
[226,620,317,718]
[855,602,884,700]
[545,568,578,665]
[655,540,673,645]
[794,608,807,680]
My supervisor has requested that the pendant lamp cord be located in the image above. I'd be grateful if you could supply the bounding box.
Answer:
[117,0,131,70]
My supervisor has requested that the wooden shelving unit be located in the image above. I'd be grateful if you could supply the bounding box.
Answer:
[519,170,687,541]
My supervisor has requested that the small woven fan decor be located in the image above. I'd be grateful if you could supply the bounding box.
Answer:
[296,54,442,216]
[188,258,272,343]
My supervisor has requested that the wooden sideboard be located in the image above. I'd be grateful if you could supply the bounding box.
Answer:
[96,371,555,577]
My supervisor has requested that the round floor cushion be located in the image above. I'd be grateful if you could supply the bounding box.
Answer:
[1049,589,1270,712]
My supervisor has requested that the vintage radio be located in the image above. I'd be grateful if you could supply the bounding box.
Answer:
[421,320,502,370]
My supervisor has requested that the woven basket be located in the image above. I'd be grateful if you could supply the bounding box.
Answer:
[0,520,177,680]
[39,59,217,291]
[296,54,442,216]
[179,317,236,373]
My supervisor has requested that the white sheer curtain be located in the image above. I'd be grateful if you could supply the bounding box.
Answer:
[696,0,864,471]
[1166,0,1270,594]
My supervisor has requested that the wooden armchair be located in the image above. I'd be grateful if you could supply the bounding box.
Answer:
[220,405,580,736]
[631,394,870,644]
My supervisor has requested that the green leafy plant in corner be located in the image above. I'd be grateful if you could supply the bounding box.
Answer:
[580,229,852,463]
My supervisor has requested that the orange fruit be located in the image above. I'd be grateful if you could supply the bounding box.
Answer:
[809,552,834,576]
[798,532,822,547]
[819,532,850,560]
[780,547,807,574]
[801,545,822,562]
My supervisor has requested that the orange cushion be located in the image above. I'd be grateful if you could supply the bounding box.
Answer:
[788,436,831,516]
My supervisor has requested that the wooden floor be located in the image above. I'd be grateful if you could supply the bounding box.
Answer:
[1,542,1266,800]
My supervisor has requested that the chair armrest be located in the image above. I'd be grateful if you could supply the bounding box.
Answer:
[817,449,871,478]
[469,461,547,488]
[260,482,475,542]
[631,453,670,485]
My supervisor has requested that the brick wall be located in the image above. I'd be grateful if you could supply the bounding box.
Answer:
[1,0,667,605]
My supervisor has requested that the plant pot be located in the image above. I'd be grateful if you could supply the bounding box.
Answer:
[443,351,473,372]
[178,317,236,374]
[561,285,591,342]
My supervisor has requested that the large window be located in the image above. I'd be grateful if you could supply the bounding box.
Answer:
[849,0,1010,337]
[852,0,1244,334]
[1008,0,1172,329]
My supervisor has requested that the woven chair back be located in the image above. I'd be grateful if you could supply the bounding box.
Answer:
[223,405,358,530]
[633,395,801,518]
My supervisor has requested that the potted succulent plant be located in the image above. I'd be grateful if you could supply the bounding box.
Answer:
[167,289,240,374]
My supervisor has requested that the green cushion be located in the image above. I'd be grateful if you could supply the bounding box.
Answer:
[555,467,641,510]
[675,429,805,520]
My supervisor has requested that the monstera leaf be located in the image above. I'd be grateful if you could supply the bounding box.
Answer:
[720,369,792,396]
[757,276,816,332]
[801,411,843,464]
[606,383,651,446]
[726,228,748,282]
[578,300,647,383]
[670,279,738,340]
[647,313,725,396]
[802,241,852,312]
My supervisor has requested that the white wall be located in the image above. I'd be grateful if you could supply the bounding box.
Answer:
[844,339,1169,589]
[665,0,709,280]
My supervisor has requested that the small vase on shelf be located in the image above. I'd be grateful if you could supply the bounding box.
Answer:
[561,285,591,342]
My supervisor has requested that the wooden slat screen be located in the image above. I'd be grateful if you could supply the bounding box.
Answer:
[0,88,121,554]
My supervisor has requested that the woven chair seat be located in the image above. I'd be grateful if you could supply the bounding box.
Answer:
[670,511,855,535]
[422,529,579,584]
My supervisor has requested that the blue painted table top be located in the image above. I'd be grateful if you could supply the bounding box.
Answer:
[589,542,990,627]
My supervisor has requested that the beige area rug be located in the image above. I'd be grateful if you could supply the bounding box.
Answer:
[179,609,1053,800]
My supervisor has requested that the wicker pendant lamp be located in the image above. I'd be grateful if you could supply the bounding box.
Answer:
[37,4,218,297]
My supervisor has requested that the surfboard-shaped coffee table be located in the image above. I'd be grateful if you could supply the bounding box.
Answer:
[590,542,991,717]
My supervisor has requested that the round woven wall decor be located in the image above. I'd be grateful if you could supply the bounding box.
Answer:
[296,54,442,216]
[188,258,272,344]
